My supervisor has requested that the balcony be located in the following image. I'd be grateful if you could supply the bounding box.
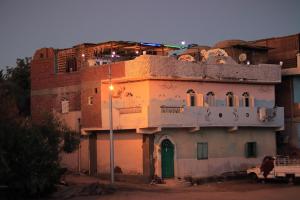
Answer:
[101,103,284,132]
[147,105,284,130]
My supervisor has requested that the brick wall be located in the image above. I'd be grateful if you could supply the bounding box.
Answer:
[253,34,300,68]
[80,62,125,128]
[31,47,126,128]
[31,48,81,90]
[31,48,81,123]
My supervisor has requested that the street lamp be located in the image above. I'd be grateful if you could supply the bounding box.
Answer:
[108,52,115,184]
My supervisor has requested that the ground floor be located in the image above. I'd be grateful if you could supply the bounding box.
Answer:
[60,127,276,180]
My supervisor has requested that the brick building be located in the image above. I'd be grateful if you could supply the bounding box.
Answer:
[252,33,300,150]
[31,40,284,180]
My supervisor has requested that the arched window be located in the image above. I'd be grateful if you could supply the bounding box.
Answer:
[186,89,196,106]
[206,91,215,106]
[242,92,250,107]
[226,92,234,107]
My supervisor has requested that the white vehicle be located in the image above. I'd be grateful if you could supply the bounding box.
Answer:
[247,156,300,183]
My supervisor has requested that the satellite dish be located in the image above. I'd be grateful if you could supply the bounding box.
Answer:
[178,54,195,62]
[239,53,247,63]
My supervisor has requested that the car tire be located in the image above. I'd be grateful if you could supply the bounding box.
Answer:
[248,173,258,182]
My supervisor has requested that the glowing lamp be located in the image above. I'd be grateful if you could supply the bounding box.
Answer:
[109,84,114,91]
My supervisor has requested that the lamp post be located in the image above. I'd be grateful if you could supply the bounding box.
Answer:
[78,53,85,174]
[109,52,115,184]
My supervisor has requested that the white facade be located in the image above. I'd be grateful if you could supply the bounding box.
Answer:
[84,55,284,179]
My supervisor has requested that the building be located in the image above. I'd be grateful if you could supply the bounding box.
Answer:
[252,33,300,151]
[212,39,269,65]
[31,41,284,181]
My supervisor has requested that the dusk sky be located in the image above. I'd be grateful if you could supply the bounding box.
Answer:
[0,0,299,69]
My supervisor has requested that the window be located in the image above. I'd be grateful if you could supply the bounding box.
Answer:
[191,95,195,106]
[186,89,196,106]
[245,142,257,158]
[66,57,77,72]
[94,88,98,94]
[197,143,208,160]
[61,100,69,113]
[206,91,215,106]
[88,96,94,105]
[226,92,234,107]
[242,92,250,107]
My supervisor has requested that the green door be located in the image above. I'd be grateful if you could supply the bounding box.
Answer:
[161,139,174,178]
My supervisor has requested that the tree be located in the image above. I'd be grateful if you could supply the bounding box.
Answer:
[0,58,79,198]
[3,57,31,116]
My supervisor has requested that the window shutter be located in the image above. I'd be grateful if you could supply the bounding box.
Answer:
[250,96,255,107]
[197,93,204,107]
[245,142,257,158]
[234,95,239,107]
[226,96,230,106]
[61,100,69,114]
[197,143,208,160]
[186,94,191,106]
[252,142,257,157]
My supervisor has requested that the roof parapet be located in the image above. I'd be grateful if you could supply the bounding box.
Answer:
[124,55,281,84]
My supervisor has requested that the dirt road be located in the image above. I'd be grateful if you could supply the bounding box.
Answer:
[53,175,300,200]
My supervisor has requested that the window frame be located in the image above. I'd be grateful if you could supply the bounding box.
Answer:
[206,91,215,106]
[88,96,94,105]
[197,142,208,160]
[226,92,234,107]
[242,92,250,107]
[245,142,257,158]
[61,99,69,114]
[66,56,77,72]
[187,89,196,107]
[190,94,196,106]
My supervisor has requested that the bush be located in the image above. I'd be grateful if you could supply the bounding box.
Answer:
[0,115,79,198]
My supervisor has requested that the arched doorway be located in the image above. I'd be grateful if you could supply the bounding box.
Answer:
[161,139,174,178]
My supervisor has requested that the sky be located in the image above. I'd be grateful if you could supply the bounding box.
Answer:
[0,0,299,69]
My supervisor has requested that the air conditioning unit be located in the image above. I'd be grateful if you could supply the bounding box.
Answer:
[258,107,267,122]
[266,108,276,121]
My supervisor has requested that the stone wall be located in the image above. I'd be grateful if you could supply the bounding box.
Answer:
[125,55,281,83]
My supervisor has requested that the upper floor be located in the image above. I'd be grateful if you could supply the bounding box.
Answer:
[94,54,283,132]
[31,41,179,90]
[30,42,284,131]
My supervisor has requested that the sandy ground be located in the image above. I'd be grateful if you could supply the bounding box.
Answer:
[50,174,300,200]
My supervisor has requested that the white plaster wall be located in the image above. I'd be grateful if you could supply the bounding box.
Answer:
[101,81,150,129]
[154,128,276,178]
[148,80,275,107]
[124,55,281,83]
[97,133,143,175]
[100,79,282,130]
